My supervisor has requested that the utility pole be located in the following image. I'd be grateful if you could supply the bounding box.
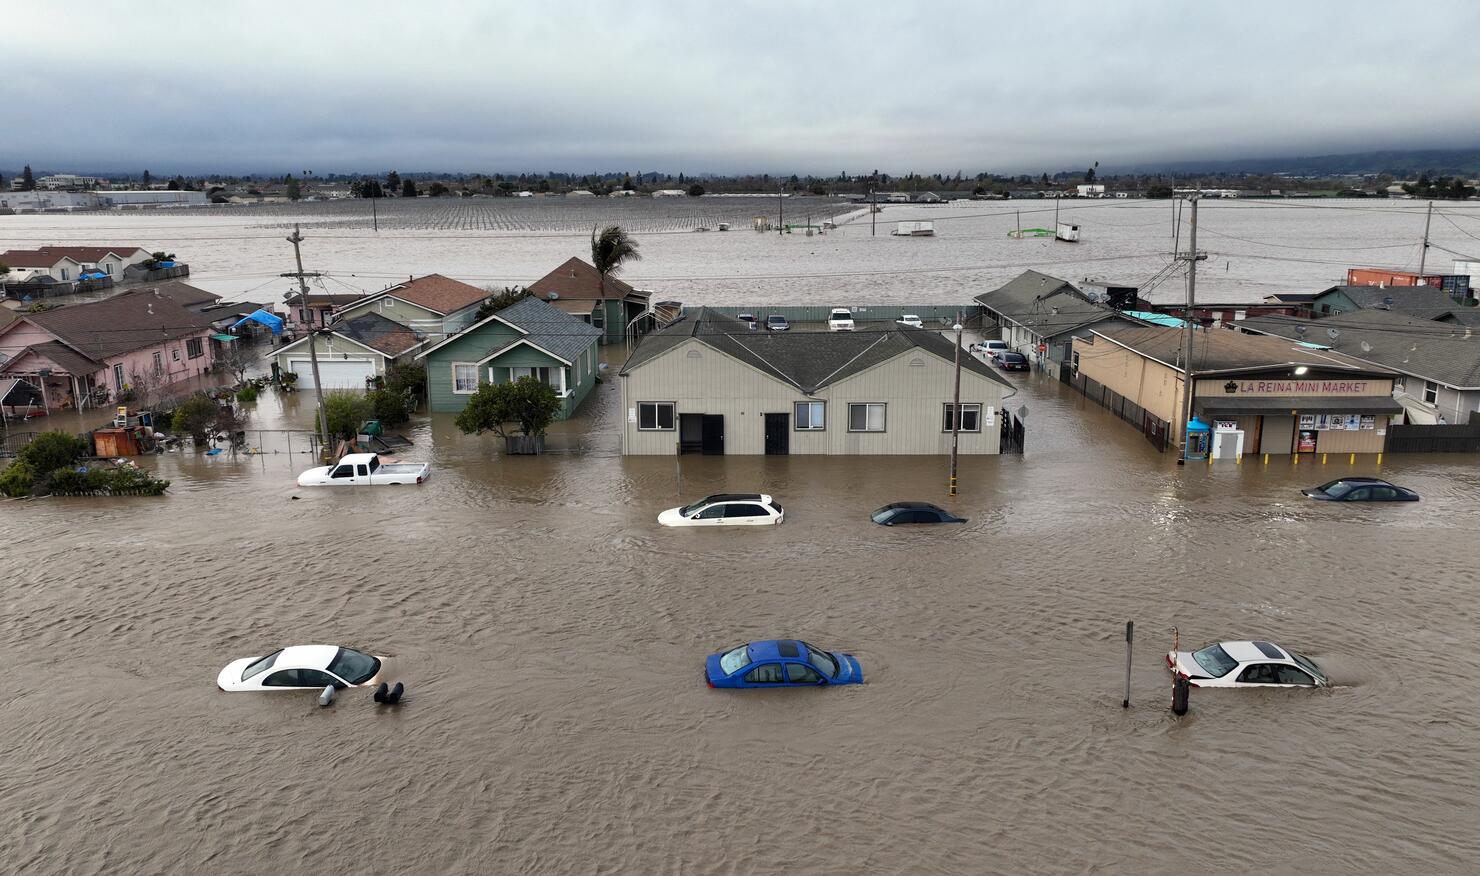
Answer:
[371,188,379,233]
[1177,196,1205,463]
[777,183,784,235]
[1417,200,1433,277]
[283,223,331,451]
[870,186,877,237]
[948,315,963,496]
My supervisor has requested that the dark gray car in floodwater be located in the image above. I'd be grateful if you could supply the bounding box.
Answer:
[1302,477,1419,502]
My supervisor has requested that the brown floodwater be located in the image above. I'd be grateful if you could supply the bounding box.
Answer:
[3,363,1479,873]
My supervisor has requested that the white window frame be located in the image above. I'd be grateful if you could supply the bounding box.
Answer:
[186,337,204,359]
[152,351,163,374]
[847,402,886,433]
[794,401,825,431]
[451,362,479,394]
[943,403,982,433]
[1424,381,1439,405]
[637,401,675,431]
[171,348,181,362]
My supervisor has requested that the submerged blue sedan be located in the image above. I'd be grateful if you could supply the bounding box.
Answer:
[705,640,863,688]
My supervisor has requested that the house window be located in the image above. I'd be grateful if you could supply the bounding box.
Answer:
[171,349,181,362]
[381,298,393,310]
[60,268,70,281]
[104,263,113,275]
[848,403,886,432]
[637,402,675,430]
[943,403,982,433]
[113,363,125,390]
[510,366,551,385]
[152,352,163,374]
[794,401,825,430]
[186,338,204,359]
[452,363,479,394]
[1424,381,1439,405]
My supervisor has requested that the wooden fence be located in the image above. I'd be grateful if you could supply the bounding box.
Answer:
[1385,421,1480,453]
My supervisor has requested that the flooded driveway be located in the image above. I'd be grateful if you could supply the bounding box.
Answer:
[3,366,1478,873]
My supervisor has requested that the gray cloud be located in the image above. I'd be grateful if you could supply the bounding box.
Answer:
[10,0,1480,175]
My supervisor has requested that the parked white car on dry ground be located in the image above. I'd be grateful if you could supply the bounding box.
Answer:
[1166,640,1329,688]
[217,645,385,691]
[658,493,785,527]
[297,452,430,487]
[828,308,856,331]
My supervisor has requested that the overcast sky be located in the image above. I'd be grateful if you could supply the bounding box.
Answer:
[10,0,1480,177]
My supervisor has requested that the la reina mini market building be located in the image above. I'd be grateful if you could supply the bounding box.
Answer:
[1072,325,1400,457]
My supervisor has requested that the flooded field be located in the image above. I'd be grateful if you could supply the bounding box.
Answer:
[5,196,1479,307]
[3,364,1479,873]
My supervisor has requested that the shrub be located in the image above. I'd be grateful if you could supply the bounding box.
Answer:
[171,393,220,440]
[18,431,88,474]
[0,461,36,497]
[383,361,426,401]
[366,387,411,426]
[322,390,371,440]
[46,467,92,494]
[236,385,259,403]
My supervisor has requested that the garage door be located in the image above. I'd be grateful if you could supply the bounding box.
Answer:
[289,359,375,389]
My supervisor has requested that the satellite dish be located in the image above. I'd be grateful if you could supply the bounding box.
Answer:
[1326,328,1340,340]
[1017,405,1029,420]
[1382,296,1394,309]
[1294,324,1307,337]
[1360,341,1373,353]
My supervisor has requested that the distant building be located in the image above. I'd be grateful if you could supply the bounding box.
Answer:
[1345,268,1470,303]
[36,174,104,190]
[1076,184,1106,198]
[1308,284,1470,320]
[974,270,1148,373]
[651,189,686,197]
[94,190,208,207]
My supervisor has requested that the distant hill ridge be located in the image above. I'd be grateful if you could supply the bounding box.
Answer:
[1116,148,1480,177]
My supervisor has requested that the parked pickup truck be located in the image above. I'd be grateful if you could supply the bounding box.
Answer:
[297,453,430,487]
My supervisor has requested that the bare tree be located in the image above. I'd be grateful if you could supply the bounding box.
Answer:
[218,341,262,385]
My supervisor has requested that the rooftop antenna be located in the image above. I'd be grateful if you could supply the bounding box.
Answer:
[1326,327,1340,348]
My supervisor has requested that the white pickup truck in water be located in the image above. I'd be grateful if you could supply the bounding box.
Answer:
[297,453,430,487]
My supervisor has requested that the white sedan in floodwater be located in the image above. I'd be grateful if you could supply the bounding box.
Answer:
[217,645,384,691]
[1166,640,1328,688]
[658,493,784,527]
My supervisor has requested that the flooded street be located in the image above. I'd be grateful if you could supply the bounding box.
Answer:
[3,362,1478,873]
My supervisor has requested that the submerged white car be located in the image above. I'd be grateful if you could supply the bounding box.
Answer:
[658,493,784,527]
[828,308,856,331]
[217,645,385,691]
[895,314,924,328]
[1166,640,1328,688]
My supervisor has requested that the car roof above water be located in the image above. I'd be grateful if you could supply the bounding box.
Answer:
[700,493,768,504]
[276,644,340,668]
[1220,640,1288,662]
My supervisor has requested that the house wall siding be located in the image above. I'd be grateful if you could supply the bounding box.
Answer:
[423,321,598,418]
[272,335,385,382]
[620,338,1005,455]
[335,297,444,334]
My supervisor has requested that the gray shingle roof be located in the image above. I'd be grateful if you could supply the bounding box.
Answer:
[1090,323,1390,375]
[1239,310,1480,389]
[494,295,603,364]
[973,269,1124,338]
[619,307,1012,391]
[1317,284,1464,320]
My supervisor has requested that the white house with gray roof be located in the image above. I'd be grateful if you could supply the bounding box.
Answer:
[617,309,1014,455]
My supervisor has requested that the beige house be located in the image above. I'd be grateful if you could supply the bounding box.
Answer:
[1072,324,1400,456]
[618,309,1014,455]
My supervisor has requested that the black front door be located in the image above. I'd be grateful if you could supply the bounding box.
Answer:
[764,413,789,455]
[701,414,725,455]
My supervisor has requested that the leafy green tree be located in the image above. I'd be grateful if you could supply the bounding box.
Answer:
[687,183,705,197]
[171,393,220,441]
[475,286,528,321]
[1085,166,1096,183]
[285,175,301,200]
[142,169,152,186]
[322,390,371,440]
[0,461,36,497]
[1145,184,1174,199]
[386,170,401,193]
[590,225,641,296]
[454,377,560,441]
[401,178,417,198]
[21,165,35,190]
[428,181,450,197]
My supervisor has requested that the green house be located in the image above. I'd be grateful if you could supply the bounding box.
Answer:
[417,295,603,416]
[526,257,653,346]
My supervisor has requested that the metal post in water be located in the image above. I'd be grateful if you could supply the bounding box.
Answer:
[1171,675,1190,716]
[1122,621,1134,708]
[675,441,682,495]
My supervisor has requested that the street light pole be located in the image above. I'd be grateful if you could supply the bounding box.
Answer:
[1177,196,1202,463]
[949,317,963,497]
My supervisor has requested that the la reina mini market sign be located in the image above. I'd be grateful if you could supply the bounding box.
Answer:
[1206,378,1385,397]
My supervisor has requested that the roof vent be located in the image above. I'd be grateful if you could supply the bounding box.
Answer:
[546,292,559,300]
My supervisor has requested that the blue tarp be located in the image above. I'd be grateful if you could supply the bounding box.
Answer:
[232,309,285,335]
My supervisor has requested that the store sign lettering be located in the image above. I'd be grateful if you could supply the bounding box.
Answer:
[1228,380,1371,395]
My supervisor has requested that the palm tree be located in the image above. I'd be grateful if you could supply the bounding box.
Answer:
[590,224,641,297]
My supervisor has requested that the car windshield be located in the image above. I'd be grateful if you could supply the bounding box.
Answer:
[1319,480,1356,498]
[1003,353,1026,362]
[1291,652,1327,684]
[241,649,282,681]
[804,643,839,678]
[870,508,894,523]
[680,495,720,515]
[768,316,785,323]
[720,645,750,676]
[327,647,380,684]
[1191,644,1239,677]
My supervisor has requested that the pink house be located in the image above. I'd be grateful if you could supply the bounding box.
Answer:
[0,288,219,411]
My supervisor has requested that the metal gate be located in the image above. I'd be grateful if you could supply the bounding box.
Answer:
[1000,413,1025,454]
